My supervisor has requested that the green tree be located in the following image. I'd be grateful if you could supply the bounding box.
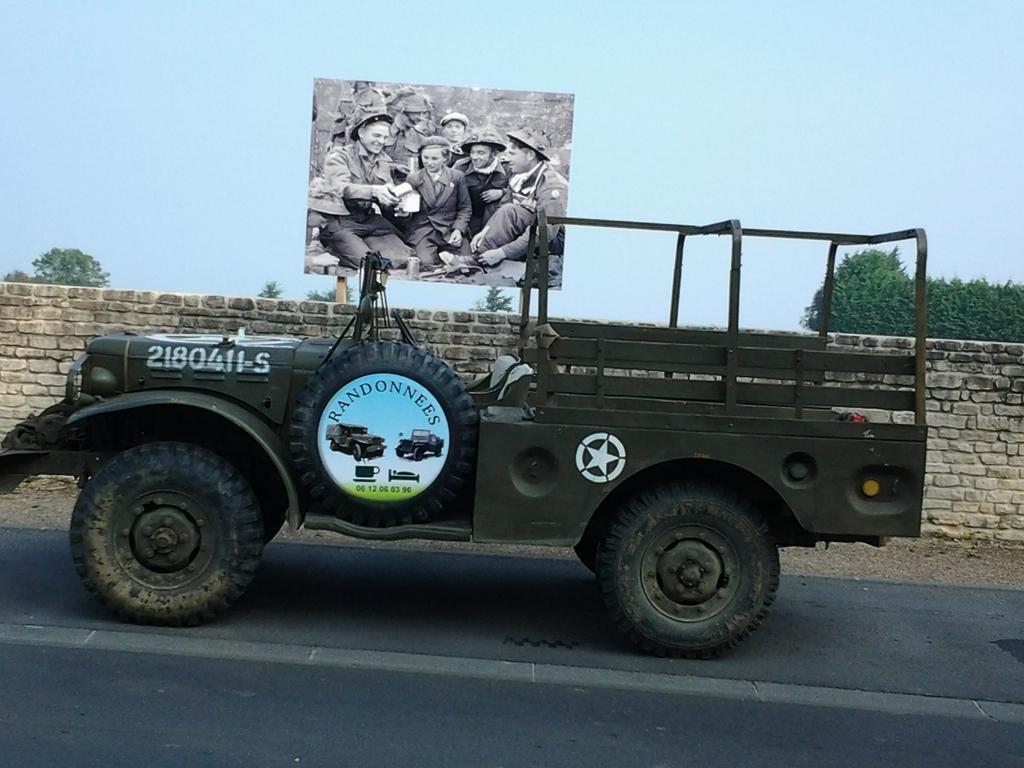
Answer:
[802,248,1024,342]
[258,280,284,298]
[1,269,41,283]
[31,248,110,287]
[472,287,513,313]
[801,248,914,336]
[306,288,335,302]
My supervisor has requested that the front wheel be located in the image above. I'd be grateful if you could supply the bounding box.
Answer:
[596,482,779,658]
[69,441,265,625]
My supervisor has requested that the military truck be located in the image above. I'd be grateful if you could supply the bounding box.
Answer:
[0,213,929,658]
[395,429,444,461]
[325,422,387,461]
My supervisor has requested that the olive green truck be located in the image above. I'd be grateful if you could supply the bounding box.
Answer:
[0,213,929,658]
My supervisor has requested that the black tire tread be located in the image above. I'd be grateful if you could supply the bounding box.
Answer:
[288,341,478,527]
[595,481,779,659]
[69,441,264,626]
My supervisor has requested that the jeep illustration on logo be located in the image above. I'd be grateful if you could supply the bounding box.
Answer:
[325,423,386,462]
[395,429,444,461]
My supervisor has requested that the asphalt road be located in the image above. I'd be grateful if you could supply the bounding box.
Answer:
[1,527,1022,767]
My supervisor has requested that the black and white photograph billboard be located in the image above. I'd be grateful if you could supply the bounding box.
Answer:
[306,79,574,289]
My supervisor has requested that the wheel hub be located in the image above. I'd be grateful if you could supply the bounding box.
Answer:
[131,506,199,573]
[656,540,724,604]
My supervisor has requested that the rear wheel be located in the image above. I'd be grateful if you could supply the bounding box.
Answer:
[69,442,264,625]
[596,482,779,658]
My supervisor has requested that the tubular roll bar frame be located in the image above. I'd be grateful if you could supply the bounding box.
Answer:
[518,211,928,425]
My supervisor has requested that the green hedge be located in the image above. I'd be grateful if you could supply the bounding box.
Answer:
[801,248,1024,342]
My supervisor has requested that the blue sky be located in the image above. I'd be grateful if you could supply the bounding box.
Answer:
[2,1,1021,330]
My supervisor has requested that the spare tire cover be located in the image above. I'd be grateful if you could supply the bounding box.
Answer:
[289,342,479,527]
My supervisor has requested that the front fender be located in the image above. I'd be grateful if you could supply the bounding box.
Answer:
[67,391,302,529]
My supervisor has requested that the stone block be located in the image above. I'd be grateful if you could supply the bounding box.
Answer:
[949,464,986,476]
[973,441,1006,453]
[987,466,1021,479]
[975,415,1015,431]
[27,359,57,374]
[964,375,995,390]
[994,404,1024,416]
[927,373,964,388]
[16,320,46,334]
[28,335,57,350]
[927,413,968,429]
[963,514,1001,528]
[924,487,965,501]
[442,346,471,360]
[928,513,965,526]
[952,403,980,415]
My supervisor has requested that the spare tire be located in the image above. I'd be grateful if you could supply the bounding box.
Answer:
[289,341,479,527]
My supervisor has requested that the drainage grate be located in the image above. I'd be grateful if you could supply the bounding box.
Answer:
[503,636,579,650]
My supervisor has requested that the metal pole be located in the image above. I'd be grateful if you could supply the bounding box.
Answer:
[725,220,742,413]
[537,209,550,325]
[913,229,929,426]
[820,242,839,339]
[517,224,538,353]
[669,233,686,328]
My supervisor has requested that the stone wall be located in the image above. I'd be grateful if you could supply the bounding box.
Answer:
[2,281,1023,542]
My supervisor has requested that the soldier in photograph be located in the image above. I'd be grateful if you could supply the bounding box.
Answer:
[439,111,469,165]
[452,131,511,237]
[400,136,472,267]
[470,128,567,275]
[314,108,413,269]
[389,94,435,176]
[335,81,386,131]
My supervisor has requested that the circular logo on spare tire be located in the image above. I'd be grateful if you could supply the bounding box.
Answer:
[316,373,450,502]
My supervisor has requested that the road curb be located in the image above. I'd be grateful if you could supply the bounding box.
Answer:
[1,621,1021,724]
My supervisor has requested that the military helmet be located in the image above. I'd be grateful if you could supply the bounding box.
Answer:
[460,130,507,153]
[401,94,432,114]
[506,128,552,161]
[349,108,394,140]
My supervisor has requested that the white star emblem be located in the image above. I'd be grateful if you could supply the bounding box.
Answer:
[575,432,626,484]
